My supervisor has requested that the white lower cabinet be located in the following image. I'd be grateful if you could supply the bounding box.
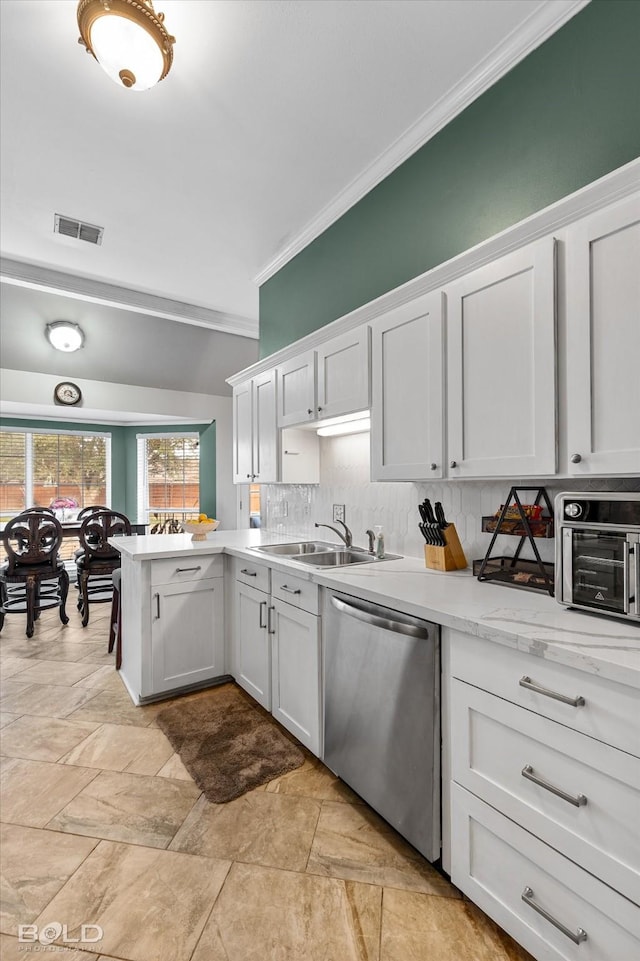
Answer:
[445,627,640,961]
[119,552,225,704]
[452,783,640,961]
[151,577,224,695]
[270,597,321,755]
[232,560,322,756]
[236,579,271,709]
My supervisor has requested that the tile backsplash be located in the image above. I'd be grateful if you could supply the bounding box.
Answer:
[262,432,640,563]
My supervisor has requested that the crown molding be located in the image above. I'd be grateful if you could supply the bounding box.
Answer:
[0,258,259,339]
[254,0,589,287]
[230,157,640,386]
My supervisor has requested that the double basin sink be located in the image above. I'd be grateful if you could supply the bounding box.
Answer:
[253,540,401,567]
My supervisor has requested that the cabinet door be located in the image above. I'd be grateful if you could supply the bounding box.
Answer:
[565,196,640,476]
[271,599,321,755]
[252,368,279,483]
[232,380,253,484]
[236,580,271,709]
[370,290,444,480]
[151,578,223,695]
[277,350,316,427]
[316,326,370,420]
[446,237,557,478]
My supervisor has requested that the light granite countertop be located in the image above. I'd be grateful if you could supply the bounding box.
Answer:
[112,529,640,689]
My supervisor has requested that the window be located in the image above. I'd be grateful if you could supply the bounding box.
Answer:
[0,428,109,520]
[137,434,200,526]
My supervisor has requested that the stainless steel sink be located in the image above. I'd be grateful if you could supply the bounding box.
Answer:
[296,550,378,567]
[253,541,336,556]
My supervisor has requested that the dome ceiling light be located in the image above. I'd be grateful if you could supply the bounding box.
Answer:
[77,0,175,92]
[46,322,85,353]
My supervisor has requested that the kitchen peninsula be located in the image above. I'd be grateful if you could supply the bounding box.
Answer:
[112,528,640,961]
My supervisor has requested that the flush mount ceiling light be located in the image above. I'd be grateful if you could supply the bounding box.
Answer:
[77,0,175,91]
[46,321,85,353]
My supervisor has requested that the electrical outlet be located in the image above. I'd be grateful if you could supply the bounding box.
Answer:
[333,504,345,523]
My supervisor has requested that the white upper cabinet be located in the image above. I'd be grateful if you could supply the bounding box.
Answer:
[232,371,278,484]
[277,326,370,427]
[315,326,370,420]
[252,368,279,483]
[276,350,316,427]
[445,237,557,478]
[565,195,640,476]
[370,291,444,481]
[232,379,254,484]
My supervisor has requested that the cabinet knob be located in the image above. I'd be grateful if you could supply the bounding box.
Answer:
[246,473,251,479]
[450,460,458,468]
[317,405,323,412]
[570,453,582,464]
[307,408,313,415]
[430,463,438,471]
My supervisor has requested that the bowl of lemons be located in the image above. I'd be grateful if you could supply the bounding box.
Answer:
[182,514,220,541]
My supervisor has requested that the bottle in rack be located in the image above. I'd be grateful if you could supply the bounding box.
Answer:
[374,525,385,559]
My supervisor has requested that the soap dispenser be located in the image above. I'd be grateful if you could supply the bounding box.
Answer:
[374,525,385,559]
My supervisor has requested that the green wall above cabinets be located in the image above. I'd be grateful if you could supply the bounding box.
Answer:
[259,0,640,358]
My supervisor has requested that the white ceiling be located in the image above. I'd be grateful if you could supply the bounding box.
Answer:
[0,0,584,338]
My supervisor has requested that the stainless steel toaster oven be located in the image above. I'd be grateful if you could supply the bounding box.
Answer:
[556,492,640,622]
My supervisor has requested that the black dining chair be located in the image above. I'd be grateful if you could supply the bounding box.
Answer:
[0,511,70,638]
[76,510,130,627]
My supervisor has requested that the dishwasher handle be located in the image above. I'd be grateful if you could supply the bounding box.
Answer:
[330,594,432,640]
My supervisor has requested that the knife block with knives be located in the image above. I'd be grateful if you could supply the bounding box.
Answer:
[418,499,468,572]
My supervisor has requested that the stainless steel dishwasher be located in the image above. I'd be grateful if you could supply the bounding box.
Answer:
[322,588,440,861]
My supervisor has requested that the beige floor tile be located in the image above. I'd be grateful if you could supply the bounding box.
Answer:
[47,769,201,847]
[0,637,98,662]
[0,656,34,678]
[0,934,97,960]
[61,722,174,774]
[170,790,321,871]
[65,687,161,727]
[0,683,99,718]
[156,752,194,780]
[307,801,459,897]
[0,679,32,701]
[15,659,105,687]
[380,887,535,961]
[33,839,231,961]
[0,712,22,728]
[192,861,382,961]
[264,756,362,803]
[0,823,99,935]
[73,665,119,689]
[0,757,98,827]
[0,715,101,762]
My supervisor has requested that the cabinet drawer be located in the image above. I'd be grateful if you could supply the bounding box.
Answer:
[451,679,640,902]
[449,630,639,756]
[150,554,223,586]
[451,783,640,961]
[271,569,319,614]
[235,558,270,594]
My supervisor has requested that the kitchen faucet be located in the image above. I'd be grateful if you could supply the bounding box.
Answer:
[366,529,376,554]
[315,519,353,548]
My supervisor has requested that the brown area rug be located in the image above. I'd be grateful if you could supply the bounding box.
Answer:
[155,683,305,803]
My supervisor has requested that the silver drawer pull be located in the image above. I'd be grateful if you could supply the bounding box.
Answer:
[240,569,257,576]
[280,585,301,595]
[519,675,585,707]
[521,887,587,944]
[522,765,587,807]
[175,566,201,574]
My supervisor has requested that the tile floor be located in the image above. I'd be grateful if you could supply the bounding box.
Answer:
[0,602,535,961]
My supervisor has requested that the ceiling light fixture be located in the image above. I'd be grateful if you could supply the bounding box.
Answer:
[46,322,85,353]
[77,0,175,92]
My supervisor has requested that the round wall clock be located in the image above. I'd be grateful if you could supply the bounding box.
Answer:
[54,381,82,406]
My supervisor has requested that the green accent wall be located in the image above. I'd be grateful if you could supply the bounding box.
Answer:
[0,418,216,521]
[259,0,640,357]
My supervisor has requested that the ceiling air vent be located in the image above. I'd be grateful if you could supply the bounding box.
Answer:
[54,214,104,245]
